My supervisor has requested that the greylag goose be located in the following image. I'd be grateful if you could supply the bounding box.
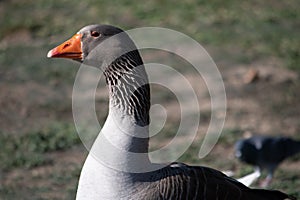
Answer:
[235,135,300,187]
[47,24,296,200]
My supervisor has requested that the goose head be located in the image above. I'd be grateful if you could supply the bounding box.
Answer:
[47,24,138,68]
[47,24,149,126]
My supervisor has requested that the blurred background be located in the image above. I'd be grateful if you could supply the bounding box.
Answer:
[0,0,299,199]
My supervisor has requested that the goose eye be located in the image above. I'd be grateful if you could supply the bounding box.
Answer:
[91,31,100,37]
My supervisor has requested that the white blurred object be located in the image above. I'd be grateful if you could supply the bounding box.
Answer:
[222,170,235,177]
[237,168,261,187]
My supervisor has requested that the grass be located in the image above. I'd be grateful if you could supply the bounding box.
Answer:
[0,122,81,199]
[1,0,299,75]
[270,169,300,197]
[0,0,299,198]
[0,122,80,171]
[0,164,81,200]
[0,45,78,84]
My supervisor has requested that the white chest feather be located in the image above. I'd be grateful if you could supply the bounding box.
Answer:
[76,112,154,200]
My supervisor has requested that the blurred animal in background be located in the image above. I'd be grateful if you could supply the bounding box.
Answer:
[235,135,300,187]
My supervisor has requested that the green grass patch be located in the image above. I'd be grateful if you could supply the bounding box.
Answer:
[1,0,299,74]
[0,45,78,84]
[0,122,80,171]
[0,165,81,200]
[218,128,243,146]
[270,169,300,198]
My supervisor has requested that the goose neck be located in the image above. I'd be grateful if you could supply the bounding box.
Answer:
[104,51,150,127]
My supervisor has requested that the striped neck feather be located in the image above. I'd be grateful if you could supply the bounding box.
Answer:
[104,50,150,127]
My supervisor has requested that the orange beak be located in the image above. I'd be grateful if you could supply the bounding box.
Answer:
[47,34,83,60]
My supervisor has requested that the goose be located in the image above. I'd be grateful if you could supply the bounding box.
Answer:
[235,135,300,187]
[47,24,296,200]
